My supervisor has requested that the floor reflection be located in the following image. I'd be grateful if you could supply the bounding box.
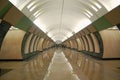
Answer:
[63,49,120,80]
[43,49,79,80]
[0,48,120,80]
[0,49,54,80]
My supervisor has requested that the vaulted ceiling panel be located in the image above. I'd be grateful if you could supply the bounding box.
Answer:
[9,0,120,43]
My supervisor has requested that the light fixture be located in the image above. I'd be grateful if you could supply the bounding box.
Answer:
[33,11,39,16]
[86,10,93,16]
[27,1,35,9]
[94,2,102,9]
[84,13,91,18]
[29,5,37,12]
[91,5,98,12]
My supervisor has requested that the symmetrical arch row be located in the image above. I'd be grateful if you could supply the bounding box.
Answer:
[0,0,54,60]
[63,6,120,59]
[0,20,54,60]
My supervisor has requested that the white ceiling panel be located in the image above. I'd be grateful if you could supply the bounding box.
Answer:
[9,0,120,42]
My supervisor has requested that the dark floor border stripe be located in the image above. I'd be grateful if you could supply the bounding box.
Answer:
[0,51,41,61]
[0,59,23,61]
[23,51,40,59]
[81,50,102,59]
[102,58,120,60]
[63,47,120,60]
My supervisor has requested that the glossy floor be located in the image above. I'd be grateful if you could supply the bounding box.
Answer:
[43,49,79,80]
[0,49,120,80]
[63,49,120,80]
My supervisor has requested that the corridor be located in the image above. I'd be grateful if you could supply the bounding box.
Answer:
[0,0,120,80]
[0,49,120,80]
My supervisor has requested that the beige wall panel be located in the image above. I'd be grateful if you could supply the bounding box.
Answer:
[105,6,120,25]
[43,39,46,49]
[30,35,37,52]
[47,41,51,48]
[0,29,26,59]
[43,39,48,49]
[76,38,82,51]
[100,29,120,58]
[79,38,84,50]
[48,41,53,48]
[24,33,33,54]
[90,33,100,53]
[3,6,23,25]
[37,38,44,51]
[48,49,54,58]
[66,42,71,47]
[69,41,73,48]
[49,41,54,48]
[71,39,77,49]
[47,41,50,48]
[82,36,88,51]
[86,35,93,52]
[34,37,39,51]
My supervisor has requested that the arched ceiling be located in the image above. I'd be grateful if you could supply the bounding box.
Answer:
[9,0,120,42]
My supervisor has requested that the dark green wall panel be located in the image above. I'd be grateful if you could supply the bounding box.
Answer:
[21,32,30,55]
[15,16,33,31]
[117,23,120,30]
[0,2,13,18]
[93,16,113,31]
[0,21,11,50]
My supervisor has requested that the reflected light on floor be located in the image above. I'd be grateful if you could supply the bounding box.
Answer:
[43,50,80,80]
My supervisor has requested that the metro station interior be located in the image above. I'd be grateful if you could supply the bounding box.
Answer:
[0,0,120,80]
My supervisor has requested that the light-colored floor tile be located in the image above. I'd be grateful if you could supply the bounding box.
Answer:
[0,49,120,80]
[43,50,80,80]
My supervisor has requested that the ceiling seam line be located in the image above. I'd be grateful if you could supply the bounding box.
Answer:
[59,0,64,36]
